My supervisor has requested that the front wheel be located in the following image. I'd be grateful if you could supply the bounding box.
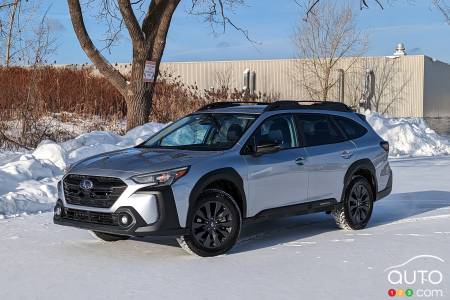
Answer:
[177,189,242,257]
[332,176,374,230]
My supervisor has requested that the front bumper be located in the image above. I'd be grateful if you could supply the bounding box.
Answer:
[53,185,187,237]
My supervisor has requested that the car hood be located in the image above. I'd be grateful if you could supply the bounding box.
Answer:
[69,147,223,178]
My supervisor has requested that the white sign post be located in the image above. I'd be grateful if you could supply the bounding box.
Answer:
[143,61,156,83]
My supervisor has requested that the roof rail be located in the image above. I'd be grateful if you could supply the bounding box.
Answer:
[264,100,353,112]
[197,101,269,111]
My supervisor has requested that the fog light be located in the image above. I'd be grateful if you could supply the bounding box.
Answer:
[54,203,63,218]
[118,212,134,228]
[121,215,129,225]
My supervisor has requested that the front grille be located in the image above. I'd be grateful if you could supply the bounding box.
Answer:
[64,208,118,226]
[63,174,127,208]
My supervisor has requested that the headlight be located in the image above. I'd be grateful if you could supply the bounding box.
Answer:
[131,166,190,186]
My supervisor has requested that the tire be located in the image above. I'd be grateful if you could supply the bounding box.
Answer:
[177,189,242,257]
[91,231,130,242]
[332,176,374,230]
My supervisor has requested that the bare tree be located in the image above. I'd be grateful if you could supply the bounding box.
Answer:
[294,1,367,101]
[2,0,20,66]
[432,0,450,24]
[0,0,54,65]
[343,57,410,114]
[304,0,450,24]
[370,57,410,114]
[67,0,247,130]
[26,8,57,66]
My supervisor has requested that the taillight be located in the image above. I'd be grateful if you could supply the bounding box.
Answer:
[380,141,389,153]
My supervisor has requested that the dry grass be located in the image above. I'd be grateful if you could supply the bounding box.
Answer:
[0,66,126,118]
[0,66,279,149]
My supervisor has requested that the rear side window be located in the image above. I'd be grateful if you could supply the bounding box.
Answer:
[333,116,368,140]
[296,114,346,147]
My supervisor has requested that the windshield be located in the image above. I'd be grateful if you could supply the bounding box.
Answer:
[140,113,257,151]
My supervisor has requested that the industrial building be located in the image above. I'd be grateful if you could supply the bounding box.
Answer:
[94,44,450,118]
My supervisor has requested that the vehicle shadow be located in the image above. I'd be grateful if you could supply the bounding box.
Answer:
[134,190,450,254]
[369,190,450,227]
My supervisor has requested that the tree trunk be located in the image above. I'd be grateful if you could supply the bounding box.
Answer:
[322,68,330,101]
[125,83,153,131]
[67,0,179,130]
[125,51,157,130]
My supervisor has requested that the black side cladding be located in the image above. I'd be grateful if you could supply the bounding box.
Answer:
[189,168,247,218]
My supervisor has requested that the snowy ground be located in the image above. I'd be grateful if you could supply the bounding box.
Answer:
[0,156,449,300]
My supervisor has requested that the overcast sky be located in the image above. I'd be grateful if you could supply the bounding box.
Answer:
[45,0,450,64]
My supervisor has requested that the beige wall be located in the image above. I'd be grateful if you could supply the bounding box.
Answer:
[424,56,450,117]
[156,56,427,117]
[62,55,450,117]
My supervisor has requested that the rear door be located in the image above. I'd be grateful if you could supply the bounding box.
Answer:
[243,114,309,215]
[295,113,356,202]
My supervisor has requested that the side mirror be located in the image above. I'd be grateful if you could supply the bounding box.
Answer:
[241,136,282,156]
[255,141,282,156]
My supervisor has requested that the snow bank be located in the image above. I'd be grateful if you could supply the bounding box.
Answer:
[1,111,450,218]
[365,111,450,157]
[0,122,165,218]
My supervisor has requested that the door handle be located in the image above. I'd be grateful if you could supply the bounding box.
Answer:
[341,150,353,159]
[295,157,305,165]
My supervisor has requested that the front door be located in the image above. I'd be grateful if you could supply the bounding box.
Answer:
[243,114,309,216]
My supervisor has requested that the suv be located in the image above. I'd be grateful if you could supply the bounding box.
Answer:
[54,101,392,256]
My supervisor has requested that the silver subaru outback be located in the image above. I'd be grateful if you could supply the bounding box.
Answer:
[54,101,392,256]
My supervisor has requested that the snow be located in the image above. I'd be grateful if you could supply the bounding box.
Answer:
[365,111,450,157]
[0,156,449,300]
[0,111,450,218]
[0,122,165,217]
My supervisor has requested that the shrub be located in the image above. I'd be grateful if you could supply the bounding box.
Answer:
[0,66,279,149]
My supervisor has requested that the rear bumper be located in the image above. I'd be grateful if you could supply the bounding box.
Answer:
[53,185,187,237]
[376,170,392,201]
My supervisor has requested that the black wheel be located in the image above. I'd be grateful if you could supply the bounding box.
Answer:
[91,231,130,242]
[332,176,374,230]
[177,189,242,257]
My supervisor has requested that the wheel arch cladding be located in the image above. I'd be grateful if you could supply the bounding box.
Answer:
[189,168,247,218]
[343,159,377,201]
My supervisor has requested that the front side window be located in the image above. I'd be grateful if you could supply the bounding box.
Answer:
[252,114,298,150]
[141,113,256,151]
[296,114,346,147]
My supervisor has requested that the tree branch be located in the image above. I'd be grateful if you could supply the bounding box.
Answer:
[150,0,179,59]
[433,0,450,24]
[67,0,127,95]
[117,0,144,48]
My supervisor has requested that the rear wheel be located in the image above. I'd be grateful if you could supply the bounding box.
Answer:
[91,231,130,242]
[332,176,374,230]
[177,189,242,257]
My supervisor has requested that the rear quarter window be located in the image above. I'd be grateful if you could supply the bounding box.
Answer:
[333,115,368,140]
